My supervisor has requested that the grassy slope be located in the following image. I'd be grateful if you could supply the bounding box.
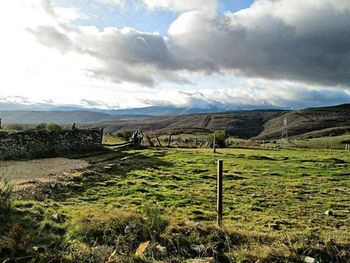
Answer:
[1,146,350,262]
[290,135,350,149]
[88,110,285,139]
[89,104,350,140]
[255,105,350,139]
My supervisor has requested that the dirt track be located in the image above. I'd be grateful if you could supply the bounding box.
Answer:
[0,158,89,183]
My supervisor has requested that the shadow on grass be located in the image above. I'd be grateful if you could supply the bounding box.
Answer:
[0,204,67,261]
[38,147,174,202]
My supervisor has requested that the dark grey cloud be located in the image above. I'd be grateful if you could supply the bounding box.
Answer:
[28,26,73,52]
[168,0,350,87]
[76,27,183,85]
[29,0,350,88]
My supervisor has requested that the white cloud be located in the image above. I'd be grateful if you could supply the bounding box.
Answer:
[99,0,125,8]
[0,0,349,110]
[139,78,350,109]
[168,0,350,87]
[54,6,89,22]
[142,0,219,12]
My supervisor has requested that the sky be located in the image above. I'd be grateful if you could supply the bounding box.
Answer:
[0,0,350,110]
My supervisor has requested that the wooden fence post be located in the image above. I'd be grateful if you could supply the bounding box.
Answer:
[213,133,216,153]
[156,137,162,147]
[217,159,223,227]
[168,133,172,147]
[146,135,154,147]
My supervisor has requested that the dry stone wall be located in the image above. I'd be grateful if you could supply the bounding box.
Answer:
[0,128,103,160]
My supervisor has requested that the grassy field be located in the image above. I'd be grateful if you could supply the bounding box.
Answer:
[1,146,350,262]
[291,135,350,150]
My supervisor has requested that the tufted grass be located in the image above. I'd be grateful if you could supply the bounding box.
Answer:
[1,146,350,262]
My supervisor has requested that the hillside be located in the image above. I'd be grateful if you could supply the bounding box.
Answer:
[88,110,286,138]
[255,104,350,139]
[89,104,350,139]
[0,110,146,124]
[1,104,350,139]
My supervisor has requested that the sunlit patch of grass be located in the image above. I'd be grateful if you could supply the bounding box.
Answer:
[102,135,126,145]
[2,146,350,261]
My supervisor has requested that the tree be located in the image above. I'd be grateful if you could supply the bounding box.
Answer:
[207,130,228,148]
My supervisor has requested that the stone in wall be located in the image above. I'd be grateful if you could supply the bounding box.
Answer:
[0,128,103,160]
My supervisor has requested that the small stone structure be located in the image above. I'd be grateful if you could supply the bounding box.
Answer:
[0,128,103,160]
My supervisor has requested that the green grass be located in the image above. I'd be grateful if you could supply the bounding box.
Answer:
[290,135,350,149]
[1,146,350,262]
[102,134,127,144]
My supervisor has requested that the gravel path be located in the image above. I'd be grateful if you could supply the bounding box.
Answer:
[0,158,89,183]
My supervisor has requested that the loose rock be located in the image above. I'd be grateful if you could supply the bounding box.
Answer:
[304,256,319,263]
[324,210,334,216]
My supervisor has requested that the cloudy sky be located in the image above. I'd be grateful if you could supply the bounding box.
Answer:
[0,0,350,109]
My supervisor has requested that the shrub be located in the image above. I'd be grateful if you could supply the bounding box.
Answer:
[46,123,62,131]
[0,171,13,217]
[207,130,228,148]
[36,123,48,130]
[144,206,169,240]
[5,123,25,131]
[116,130,132,141]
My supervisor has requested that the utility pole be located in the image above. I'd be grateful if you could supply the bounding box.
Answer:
[281,117,288,142]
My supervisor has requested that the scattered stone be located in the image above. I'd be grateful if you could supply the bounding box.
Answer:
[32,246,45,253]
[135,241,150,257]
[103,165,114,172]
[51,213,67,223]
[304,256,319,263]
[155,244,167,255]
[324,210,334,216]
[185,258,214,263]
[190,244,206,254]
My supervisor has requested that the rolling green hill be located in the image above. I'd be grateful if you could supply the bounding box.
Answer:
[87,110,286,139]
[88,104,350,139]
[2,104,350,139]
[255,104,350,139]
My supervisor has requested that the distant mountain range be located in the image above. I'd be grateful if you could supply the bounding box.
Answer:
[1,102,349,139]
[0,102,285,124]
[84,103,350,139]
[0,110,149,124]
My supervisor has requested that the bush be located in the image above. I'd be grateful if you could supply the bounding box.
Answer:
[116,130,132,141]
[144,207,169,240]
[207,130,228,148]
[5,123,25,131]
[0,171,13,217]
[35,123,48,130]
[46,123,62,131]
